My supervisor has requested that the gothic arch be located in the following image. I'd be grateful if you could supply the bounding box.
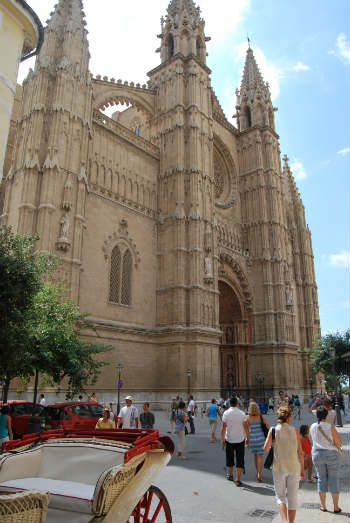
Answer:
[93,84,155,117]
[213,134,237,208]
[219,252,253,313]
[102,226,141,268]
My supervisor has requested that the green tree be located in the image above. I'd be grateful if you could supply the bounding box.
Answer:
[23,282,112,402]
[0,227,55,401]
[309,330,350,390]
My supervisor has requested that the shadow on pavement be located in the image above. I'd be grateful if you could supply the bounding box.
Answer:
[241,483,276,496]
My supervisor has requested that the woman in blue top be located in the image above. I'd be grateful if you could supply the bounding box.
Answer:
[246,402,269,482]
[0,405,13,446]
[174,401,188,459]
[206,398,221,442]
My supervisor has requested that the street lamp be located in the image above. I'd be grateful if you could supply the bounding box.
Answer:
[186,369,192,398]
[116,363,123,415]
[329,347,343,427]
[309,376,314,395]
[256,372,265,402]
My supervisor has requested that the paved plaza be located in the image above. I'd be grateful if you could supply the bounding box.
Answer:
[149,406,350,523]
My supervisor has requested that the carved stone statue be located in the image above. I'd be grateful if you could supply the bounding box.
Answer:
[285,285,293,307]
[60,213,70,239]
[204,256,213,278]
[204,222,212,252]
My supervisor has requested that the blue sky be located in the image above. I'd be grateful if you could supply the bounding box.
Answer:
[19,0,349,336]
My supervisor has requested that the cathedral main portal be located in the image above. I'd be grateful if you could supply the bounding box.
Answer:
[219,281,251,397]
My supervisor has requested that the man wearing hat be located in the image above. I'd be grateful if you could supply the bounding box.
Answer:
[117,396,139,429]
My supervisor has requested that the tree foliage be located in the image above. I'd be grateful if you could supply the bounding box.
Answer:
[0,227,112,401]
[23,282,112,399]
[309,330,350,390]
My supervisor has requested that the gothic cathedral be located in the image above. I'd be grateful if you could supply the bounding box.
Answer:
[1,0,320,400]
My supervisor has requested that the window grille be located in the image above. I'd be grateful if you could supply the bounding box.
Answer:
[121,249,132,305]
[109,246,121,303]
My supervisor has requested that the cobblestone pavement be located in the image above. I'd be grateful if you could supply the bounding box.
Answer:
[151,407,350,523]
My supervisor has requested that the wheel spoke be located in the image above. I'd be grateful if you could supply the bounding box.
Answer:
[143,489,154,521]
[150,499,164,523]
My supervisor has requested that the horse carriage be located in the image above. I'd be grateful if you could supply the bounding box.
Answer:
[0,428,174,523]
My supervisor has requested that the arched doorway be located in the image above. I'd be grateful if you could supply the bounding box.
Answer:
[219,280,251,397]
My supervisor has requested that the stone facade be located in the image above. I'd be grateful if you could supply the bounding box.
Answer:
[0,0,320,401]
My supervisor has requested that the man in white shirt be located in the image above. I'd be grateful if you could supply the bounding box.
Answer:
[221,396,249,486]
[39,394,46,406]
[311,398,336,425]
[117,396,139,429]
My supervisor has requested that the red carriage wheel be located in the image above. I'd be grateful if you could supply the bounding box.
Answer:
[127,485,172,523]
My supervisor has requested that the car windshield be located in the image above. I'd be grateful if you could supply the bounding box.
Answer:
[69,404,103,418]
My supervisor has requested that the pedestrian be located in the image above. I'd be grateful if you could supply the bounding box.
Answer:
[78,395,83,402]
[108,403,115,422]
[263,406,304,523]
[117,396,139,429]
[175,400,188,459]
[310,406,343,514]
[343,392,349,415]
[39,394,46,406]
[299,425,313,482]
[140,402,155,429]
[95,408,115,429]
[221,396,249,486]
[206,398,221,443]
[246,402,269,482]
[268,395,274,414]
[311,398,336,425]
[168,397,178,433]
[0,406,13,445]
[293,396,301,420]
[187,395,196,434]
[88,392,98,403]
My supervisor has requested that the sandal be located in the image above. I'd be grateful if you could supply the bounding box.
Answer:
[226,474,234,481]
[334,508,342,514]
[320,508,327,512]
[235,480,242,486]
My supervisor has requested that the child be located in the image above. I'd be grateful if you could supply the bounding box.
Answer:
[300,425,313,482]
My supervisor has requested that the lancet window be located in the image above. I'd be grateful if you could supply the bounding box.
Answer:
[109,245,132,306]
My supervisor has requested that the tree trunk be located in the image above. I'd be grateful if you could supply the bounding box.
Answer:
[32,369,39,405]
[2,377,11,403]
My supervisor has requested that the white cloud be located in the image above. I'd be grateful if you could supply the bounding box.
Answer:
[293,62,310,71]
[329,33,350,65]
[235,43,282,100]
[18,0,250,85]
[290,159,308,180]
[337,147,350,156]
[329,250,350,269]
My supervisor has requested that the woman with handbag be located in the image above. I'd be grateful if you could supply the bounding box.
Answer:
[246,402,269,482]
[310,406,343,513]
[263,406,304,523]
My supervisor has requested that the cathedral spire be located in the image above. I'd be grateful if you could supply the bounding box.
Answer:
[235,46,276,132]
[37,0,90,76]
[159,0,209,64]
[46,0,87,35]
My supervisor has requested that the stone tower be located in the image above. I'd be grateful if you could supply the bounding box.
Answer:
[1,0,320,401]
[2,0,92,300]
[148,0,220,392]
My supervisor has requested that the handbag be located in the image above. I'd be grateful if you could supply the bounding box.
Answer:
[260,415,269,438]
[318,424,344,461]
[264,427,275,469]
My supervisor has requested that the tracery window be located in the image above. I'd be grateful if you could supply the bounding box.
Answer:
[109,245,132,306]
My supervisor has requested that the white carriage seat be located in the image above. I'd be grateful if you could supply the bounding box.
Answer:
[0,443,126,514]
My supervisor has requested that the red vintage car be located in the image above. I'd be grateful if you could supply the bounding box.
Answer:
[44,401,105,431]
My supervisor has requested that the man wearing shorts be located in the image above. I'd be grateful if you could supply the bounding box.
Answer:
[221,396,249,486]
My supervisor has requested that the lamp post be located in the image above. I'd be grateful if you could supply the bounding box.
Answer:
[256,372,265,402]
[309,376,314,396]
[116,363,123,415]
[186,369,192,398]
[329,347,343,427]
